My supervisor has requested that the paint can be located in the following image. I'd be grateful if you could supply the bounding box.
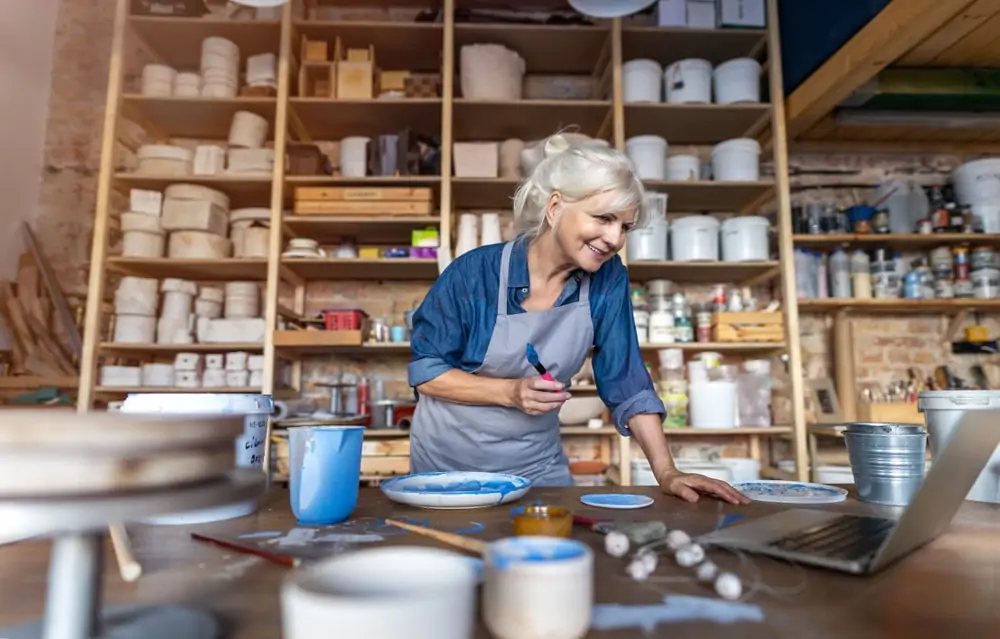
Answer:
[119,393,274,525]
[484,537,593,639]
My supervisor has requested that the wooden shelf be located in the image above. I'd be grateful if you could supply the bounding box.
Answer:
[99,343,263,356]
[644,180,775,212]
[278,341,411,357]
[639,342,785,353]
[122,95,277,139]
[665,426,792,436]
[626,260,780,284]
[624,103,769,143]
[451,178,519,209]
[293,20,443,71]
[282,257,438,281]
[289,98,442,139]
[621,26,766,65]
[793,233,1000,249]
[106,258,268,281]
[95,386,260,395]
[128,16,281,67]
[453,99,612,140]
[454,23,610,74]
[283,215,440,243]
[798,298,1000,314]
[114,173,273,208]
[285,175,440,187]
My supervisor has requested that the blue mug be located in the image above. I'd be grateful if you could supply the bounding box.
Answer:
[391,325,407,342]
[288,426,365,525]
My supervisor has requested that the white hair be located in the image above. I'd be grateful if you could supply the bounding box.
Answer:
[512,133,649,239]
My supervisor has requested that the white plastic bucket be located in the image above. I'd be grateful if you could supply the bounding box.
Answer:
[952,158,1000,204]
[625,135,667,180]
[711,138,760,181]
[712,58,762,104]
[721,216,770,261]
[666,155,700,181]
[816,465,854,485]
[719,458,761,483]
[971,202,1000,233]
[622,59,662,103]
[918,390,1000,503]
[670,215,719,261]
[689,380,738,428]
[626,217,668,261]
[664,58,712,104]
[675,460,733,482]
[120,393,274,523]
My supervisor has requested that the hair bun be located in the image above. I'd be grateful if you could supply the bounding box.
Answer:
[542,134,571,159]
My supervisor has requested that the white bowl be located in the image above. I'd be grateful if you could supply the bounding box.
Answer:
[558,396,606,425]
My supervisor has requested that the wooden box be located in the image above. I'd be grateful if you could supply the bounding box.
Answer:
[274,329,363,348]
[337,60,374,99]
[300,35,327,62]
[857,402,924,425]
[298,62,335,98]
[379,70,410,93]
[712,311,785,342]
[361,438,410,477]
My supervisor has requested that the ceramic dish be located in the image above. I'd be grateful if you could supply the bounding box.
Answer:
[733,480,848,504]
[380,471,531,509]
[579,493,654,509]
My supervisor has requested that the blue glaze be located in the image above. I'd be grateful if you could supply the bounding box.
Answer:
[454,522,486,535]
[590,595,764,631]
[288,426,365,526]
[734,480,848,503]
[380,472,531,496]
[525,343,542,368]
[487,537,590,571]
[580,493,654,509]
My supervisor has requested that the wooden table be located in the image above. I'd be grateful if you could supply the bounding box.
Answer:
[1,487,998,638]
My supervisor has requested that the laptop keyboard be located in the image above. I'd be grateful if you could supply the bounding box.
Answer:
[767,515,896,562]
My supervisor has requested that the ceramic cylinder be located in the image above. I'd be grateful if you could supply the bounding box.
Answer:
[484,537,593,639]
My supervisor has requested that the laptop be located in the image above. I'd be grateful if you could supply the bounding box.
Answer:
[697,410,1000,575]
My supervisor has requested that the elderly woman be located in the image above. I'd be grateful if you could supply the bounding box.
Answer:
[406,134,748,504]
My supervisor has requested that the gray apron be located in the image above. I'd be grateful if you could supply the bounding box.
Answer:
[410,240,595,486]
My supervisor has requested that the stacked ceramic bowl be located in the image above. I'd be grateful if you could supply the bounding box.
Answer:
[173,72,202,97]
[141,64,175,97]
[201,36,240,98]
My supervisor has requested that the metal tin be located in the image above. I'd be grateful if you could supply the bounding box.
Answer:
[872,208,890,233]
[971,246,997,270]
[843,424,927,506]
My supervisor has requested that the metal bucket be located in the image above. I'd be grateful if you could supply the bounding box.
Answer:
[843,422,927,506]
[918,390,1000,503]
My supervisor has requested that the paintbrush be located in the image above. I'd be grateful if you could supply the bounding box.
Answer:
[525,343,555,382]
[191,532,301,567]
[384,519,488,555]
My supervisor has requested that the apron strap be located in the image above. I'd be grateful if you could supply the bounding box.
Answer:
[497,241,514,316]
[579,271,591,305]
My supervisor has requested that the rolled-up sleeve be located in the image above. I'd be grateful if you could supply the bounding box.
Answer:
[592,263,665,436]
[407,266,470,387]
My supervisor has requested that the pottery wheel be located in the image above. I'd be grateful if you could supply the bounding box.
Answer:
[0,470,265,639]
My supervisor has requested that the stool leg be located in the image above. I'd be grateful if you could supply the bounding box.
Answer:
[42,532,104,639]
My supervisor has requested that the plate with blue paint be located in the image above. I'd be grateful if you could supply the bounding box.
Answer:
[733,480,848,504]
[580,493,655,509]
[380,471,531,509]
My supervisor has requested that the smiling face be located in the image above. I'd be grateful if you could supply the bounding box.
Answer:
[545,190,638,272]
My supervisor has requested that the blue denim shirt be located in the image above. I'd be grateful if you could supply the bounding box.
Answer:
[407,236,665,436]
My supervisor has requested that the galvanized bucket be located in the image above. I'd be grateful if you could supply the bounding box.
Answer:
[843,422,927,506]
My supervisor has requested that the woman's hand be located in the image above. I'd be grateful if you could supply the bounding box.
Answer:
[657,468,751,505]
[507,376,570,416]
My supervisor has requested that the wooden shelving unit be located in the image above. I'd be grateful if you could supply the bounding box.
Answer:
[80,0,807,485]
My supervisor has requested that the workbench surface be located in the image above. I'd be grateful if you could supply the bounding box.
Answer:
[1,487,997,638]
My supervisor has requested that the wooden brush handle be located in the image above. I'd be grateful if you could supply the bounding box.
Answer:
[384,518,487,555]
[109,524,142,582]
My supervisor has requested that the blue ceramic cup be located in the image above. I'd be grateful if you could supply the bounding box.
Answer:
[288,426,365,525]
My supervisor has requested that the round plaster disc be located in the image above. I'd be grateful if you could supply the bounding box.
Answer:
[567,0,657,18]
[580,493,655,509]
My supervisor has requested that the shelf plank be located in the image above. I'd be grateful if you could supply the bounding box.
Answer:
[624,103,770,143]
[95,386,260,395]
[293,20,443,71]
[114,173,273,208]
[289,98,442,139]
[644,180,775,212]
[278,341,412,357]
[106,258,268,281]
[622,26,767,65]
[99,342,263,356]
[798,298,1000,314]
[453,99,612,140]
[285,175,440,187]
[664,426,792,435]
[129,16,282,68]
[454,23,611,74]
[283,215,440,243]
[793,233,1000,249]
[451,178,519,209]
[122,95,277,139]
[626,260,780,283]
[639,342,786,353]
[282,257,438,281]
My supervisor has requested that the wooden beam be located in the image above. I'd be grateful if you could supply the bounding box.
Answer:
[789,139,1000,155]
[897,0,1000,65]
[785,0,976,140]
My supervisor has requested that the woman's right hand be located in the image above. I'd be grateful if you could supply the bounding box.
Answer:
[507,377,570,416]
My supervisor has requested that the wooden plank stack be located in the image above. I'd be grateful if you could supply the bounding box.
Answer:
[293,186,434,216]
[712,311,785,342]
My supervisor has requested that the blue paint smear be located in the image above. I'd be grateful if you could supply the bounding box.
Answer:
[238,531,282,539]
[454,522,485,535]
[488,537,588,570]
[715,514,745,530]
[580,493,653,508]
[525,343,541,368]
[591,595,764,632]
[508,499,543,517]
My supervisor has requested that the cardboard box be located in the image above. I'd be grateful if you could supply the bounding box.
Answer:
[716,0,766,28]
[656,0,686,27]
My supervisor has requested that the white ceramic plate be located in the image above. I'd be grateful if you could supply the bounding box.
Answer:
[380,472,531,509]
[733,480,848,504]
[579,493,655,509]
